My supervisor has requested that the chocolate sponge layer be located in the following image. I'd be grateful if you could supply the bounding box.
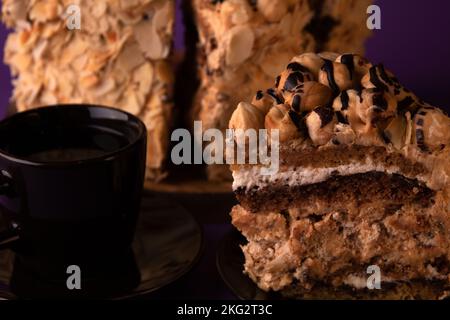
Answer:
[235,172,435,213]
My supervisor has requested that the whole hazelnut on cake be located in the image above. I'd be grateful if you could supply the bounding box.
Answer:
[265,104,302,142]
[305,106,337,145]
[229,101,265,132]
[335,53,373,84]
[251,90,278,114]
[276,68,313,92]
[290,53,325,78]
[413,106,450,152]
[318,60,354,95]
[357,88,397,127]
[283,81,333,113]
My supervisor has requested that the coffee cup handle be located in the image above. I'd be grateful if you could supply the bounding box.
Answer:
[0,172,20,250]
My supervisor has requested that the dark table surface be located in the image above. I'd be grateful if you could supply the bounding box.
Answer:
[142,191,238,300]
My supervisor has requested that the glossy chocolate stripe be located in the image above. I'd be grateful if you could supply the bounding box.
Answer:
[266,89,284,105]
[369,65,388,91]
[340,91,350,110]
[292,95,301,112]
[378,64,393,85]
[314,106,334,128]
[340,54,354,80]
[321,59,339,96]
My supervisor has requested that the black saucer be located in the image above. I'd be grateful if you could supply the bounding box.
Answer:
[0,193,203,299]
[216,229,281,300]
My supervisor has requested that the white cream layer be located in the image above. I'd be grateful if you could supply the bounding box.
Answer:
[232,158,427,190]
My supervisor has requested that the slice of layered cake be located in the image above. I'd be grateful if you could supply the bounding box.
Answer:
[228,52,450,299]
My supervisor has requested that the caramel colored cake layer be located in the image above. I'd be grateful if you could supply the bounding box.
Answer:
[231,191,450,299]
[228,52,450,299]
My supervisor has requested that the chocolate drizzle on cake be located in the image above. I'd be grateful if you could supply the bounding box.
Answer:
[373,92,388,111]
[287,62,309,73]
[398,96,414,111]
[416,129,428,152]
[378,64,393,85]
[275,76,281,88]
[340,54,354,80]
[284,72,305,91]
[381,131,391,144]
[369,65,388,91]
[321,59,339,96]
[292,94,301,112]
[288,110,303,130]
[416,118,424,126]
[255,90,264,100]
[340,91,350,110]
[314,106,334,128]
[267,89,284,104]
[335,111,348,124]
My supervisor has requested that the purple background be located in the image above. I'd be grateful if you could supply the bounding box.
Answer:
[1,0,450,119]
[0,0,449,299]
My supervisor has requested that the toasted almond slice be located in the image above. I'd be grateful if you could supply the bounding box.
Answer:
[116,40,146,72]
[80,74,99,89]
[29,0,61,23]
[32,40,48,61]
[91,1,107,18]
[41,21,62,38]
[225,25,254,66]
[10,52,32,73]
[134,19,164,60]
[60,36,89,65]
[120,89,141,115]
[133,62,154,97]
[153,1,173,31]
[91,78,116,97]
[2,0,28,26]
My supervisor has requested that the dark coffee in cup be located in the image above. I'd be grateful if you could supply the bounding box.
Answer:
[0,105,147,298]
[10,121,132,163]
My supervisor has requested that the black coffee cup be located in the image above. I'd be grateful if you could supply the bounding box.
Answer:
[0,104,147,298]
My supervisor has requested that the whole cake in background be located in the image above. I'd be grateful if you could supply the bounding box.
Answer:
[2,0,175,181]
[186,0,372,180]
[229,52,450,299]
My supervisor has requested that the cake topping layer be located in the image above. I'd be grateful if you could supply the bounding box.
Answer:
[229,52,450,153]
